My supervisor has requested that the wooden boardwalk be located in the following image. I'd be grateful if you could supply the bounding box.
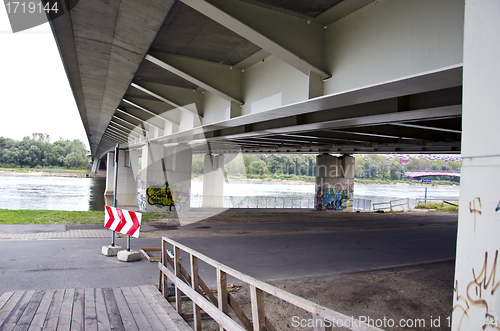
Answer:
[0,285,192,331]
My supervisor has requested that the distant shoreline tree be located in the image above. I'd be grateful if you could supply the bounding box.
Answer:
[0,134,90,169]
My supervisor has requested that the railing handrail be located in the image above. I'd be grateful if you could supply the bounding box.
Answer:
[160,236,384,331]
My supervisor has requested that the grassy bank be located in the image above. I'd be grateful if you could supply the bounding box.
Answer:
[415,202,459,212]
[0,209,173,225]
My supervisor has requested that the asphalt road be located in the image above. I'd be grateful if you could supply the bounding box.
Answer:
[0,225,457,293]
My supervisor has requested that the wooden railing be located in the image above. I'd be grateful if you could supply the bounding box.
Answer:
[158,237,384,331]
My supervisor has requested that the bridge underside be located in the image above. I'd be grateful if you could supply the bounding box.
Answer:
[49,0,463,158]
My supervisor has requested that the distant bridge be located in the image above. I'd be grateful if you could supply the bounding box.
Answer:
[404,171,461,178]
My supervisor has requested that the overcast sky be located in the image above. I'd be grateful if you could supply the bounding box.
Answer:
[0,8,89,149]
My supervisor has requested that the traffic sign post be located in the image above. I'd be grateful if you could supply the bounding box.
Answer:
[422,178,431,204]
[102,144,122,256]
[104,206,143,262]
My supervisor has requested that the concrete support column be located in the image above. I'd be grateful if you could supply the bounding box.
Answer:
[202,154,225,208]
[138,143,192,213]
[104,152,114,205]
[103,149,137,207]
[90,158,101,174]
[315,154,354,212]
[452,1,500,330]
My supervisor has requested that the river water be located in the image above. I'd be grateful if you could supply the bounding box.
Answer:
[0,174,460,211]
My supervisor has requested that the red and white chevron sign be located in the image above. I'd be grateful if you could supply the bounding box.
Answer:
[104,206,142,238]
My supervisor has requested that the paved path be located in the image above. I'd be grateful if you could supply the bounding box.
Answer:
[0,285,192,331]
[0,229,112,240]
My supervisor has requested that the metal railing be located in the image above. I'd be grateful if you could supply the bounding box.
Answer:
[415,198,459,207]
[191,195,373,211]
[159,237,384,331]
[373,198,410,212]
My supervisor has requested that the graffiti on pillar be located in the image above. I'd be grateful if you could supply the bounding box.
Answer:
[137,180,147,211]
[147,182,174,209]
[146,181,189,211]
[169,182,189,211]
[315,185,323,211]
[469,197,482,232]
[320,183,354,211]
[453,250,499,330]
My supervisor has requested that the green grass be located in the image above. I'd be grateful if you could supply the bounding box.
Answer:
[415,202,459,212]
[0,209,175,225]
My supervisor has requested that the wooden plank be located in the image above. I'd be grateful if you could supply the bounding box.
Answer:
[57,288,75,331]
[250,286,265,331]
[136,286,178,330]
[161,241,167,298]
[1,290,35,331]
[84,289,97,331]
[191,255,201,331]
[94,288,112,331]
[227,293,252,331]
[0,291,25,328]
[120,287,152,331]
[129,287,164,331]
[266,317,278,331]
[13,291,44,331]
[28,290,55,331]
[160,264,245,331]
[42,289,65,331]
[140,248,161,262]
[173,246,182,314]
[217,268,228,331]
[70,289,84,331]
[143,285,193,331]
[111,288,138,331]
[0,292,14,311]
[313,315,326,331]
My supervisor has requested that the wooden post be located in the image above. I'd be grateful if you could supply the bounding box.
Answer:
[161,239,168,299]
[313,314,326,331]
[217,268,228,331]
[174,245,182,314]
[191,254,202,331]
[250,285,265,331]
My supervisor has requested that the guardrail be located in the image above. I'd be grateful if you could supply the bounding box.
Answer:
[191,195,373,211]
[415,198,459,207]
[373,198,410,212]
[159,237,384,331]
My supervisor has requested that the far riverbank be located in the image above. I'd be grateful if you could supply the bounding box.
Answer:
[0,168,104,178]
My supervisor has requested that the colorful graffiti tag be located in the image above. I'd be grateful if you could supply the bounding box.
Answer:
[146,181,189,211]
[320,183,354,211]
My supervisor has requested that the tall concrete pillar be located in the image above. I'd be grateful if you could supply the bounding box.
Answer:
[103,149,137,207]
[202,154,225,208]
[452,1,500,330]
[104,152,114,206]
[90,158,101,174]
[315,154,354,212]
[138,143,192,213]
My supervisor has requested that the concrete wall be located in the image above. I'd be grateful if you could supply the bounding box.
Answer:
[452,0,500,329]
[201,92,230,125]
[241,55,309,115]
[324,0,464,94]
